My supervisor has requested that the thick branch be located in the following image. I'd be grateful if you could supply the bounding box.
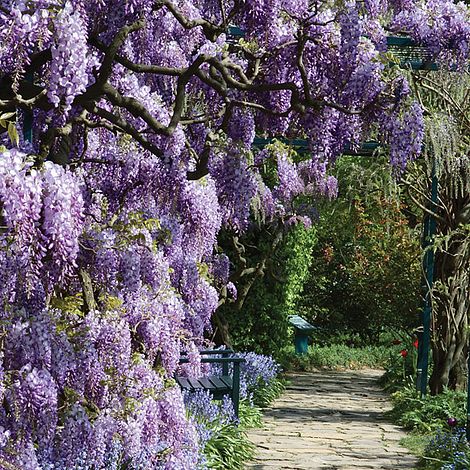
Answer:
[95,19,146,89]
[102,83,169,134]
[79,268,97,313]
[85,104,164,157]
[186,132,217,180]
[157,0,222,41]
[232,227,284,311]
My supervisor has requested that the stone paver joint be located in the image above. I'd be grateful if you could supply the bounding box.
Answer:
[246,369,418,470]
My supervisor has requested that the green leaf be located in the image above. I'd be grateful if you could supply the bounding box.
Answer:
[7,121,19,146]
[0,112,16,121]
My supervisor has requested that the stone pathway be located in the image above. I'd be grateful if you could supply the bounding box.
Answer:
[246,369,418,469]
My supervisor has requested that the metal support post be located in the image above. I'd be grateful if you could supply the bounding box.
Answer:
[416,169,438,397]
[23,72,33,144]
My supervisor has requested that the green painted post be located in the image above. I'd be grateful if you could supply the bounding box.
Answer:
[416,169,438,397]
[232,360,241,418]
[222,349,229,376]
[23,72,33,143]
[294,333,309,354]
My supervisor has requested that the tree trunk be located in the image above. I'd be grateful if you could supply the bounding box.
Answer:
[211,309,233,348]
[429,226,470,394]
[448,346,468,391]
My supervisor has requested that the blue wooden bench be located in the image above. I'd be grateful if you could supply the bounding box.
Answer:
[176,349,245,417]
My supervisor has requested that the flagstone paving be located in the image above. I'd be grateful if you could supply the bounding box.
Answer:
[246,369,418,469]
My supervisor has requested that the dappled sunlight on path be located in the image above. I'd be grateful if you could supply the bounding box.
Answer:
[246,369,418,469]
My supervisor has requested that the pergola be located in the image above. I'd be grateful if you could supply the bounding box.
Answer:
[21,26,466,435]
[236,29,463,429]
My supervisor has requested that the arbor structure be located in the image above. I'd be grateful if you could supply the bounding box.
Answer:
[0,0,468,467]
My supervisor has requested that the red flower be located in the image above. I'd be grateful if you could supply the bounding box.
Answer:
[392,339,402,345]
[400,349,408,358]
[413,339,419,349]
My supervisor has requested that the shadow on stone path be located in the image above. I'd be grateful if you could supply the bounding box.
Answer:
[246,369,418,469]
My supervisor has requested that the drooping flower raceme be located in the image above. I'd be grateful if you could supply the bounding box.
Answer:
[0,149,84,290]
[48,2,89,113]
[0,0,468,467]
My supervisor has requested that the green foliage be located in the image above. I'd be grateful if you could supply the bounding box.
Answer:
[300,157,421,342]
[278,344,394,371]
[251,377,285,408]
[222,223,317,357]
[0,112,19,146]
[389,385,467,433]
[238,399,263,428]
[282,225,317,314]
[204,412,256,470]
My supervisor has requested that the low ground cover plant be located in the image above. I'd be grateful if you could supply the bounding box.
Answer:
[389,386,466,434]
[279,332,412,371]
[281,344,392,370]
[423,427,470,470]
[385,358,470,469]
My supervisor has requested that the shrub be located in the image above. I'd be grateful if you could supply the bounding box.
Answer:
[219,223,317,357]
[299,157,421,344]
[389,385,467,434]
[423,427,470,470]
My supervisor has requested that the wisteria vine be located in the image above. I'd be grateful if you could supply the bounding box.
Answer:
[0,0,468,468]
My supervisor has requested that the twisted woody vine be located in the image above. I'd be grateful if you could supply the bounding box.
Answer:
[0,0,468,468]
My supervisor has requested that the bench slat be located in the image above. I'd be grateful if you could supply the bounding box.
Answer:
[207,376,231,392]
[176,376,192,390]
[188,378,205,390]
[198,377,217,391]
[220,376,233,389]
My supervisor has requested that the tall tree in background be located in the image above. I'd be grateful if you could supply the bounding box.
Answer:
[0,0,468,467]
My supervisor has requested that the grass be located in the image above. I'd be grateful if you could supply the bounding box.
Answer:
[278,343,393,371]
[400,433,431,459]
